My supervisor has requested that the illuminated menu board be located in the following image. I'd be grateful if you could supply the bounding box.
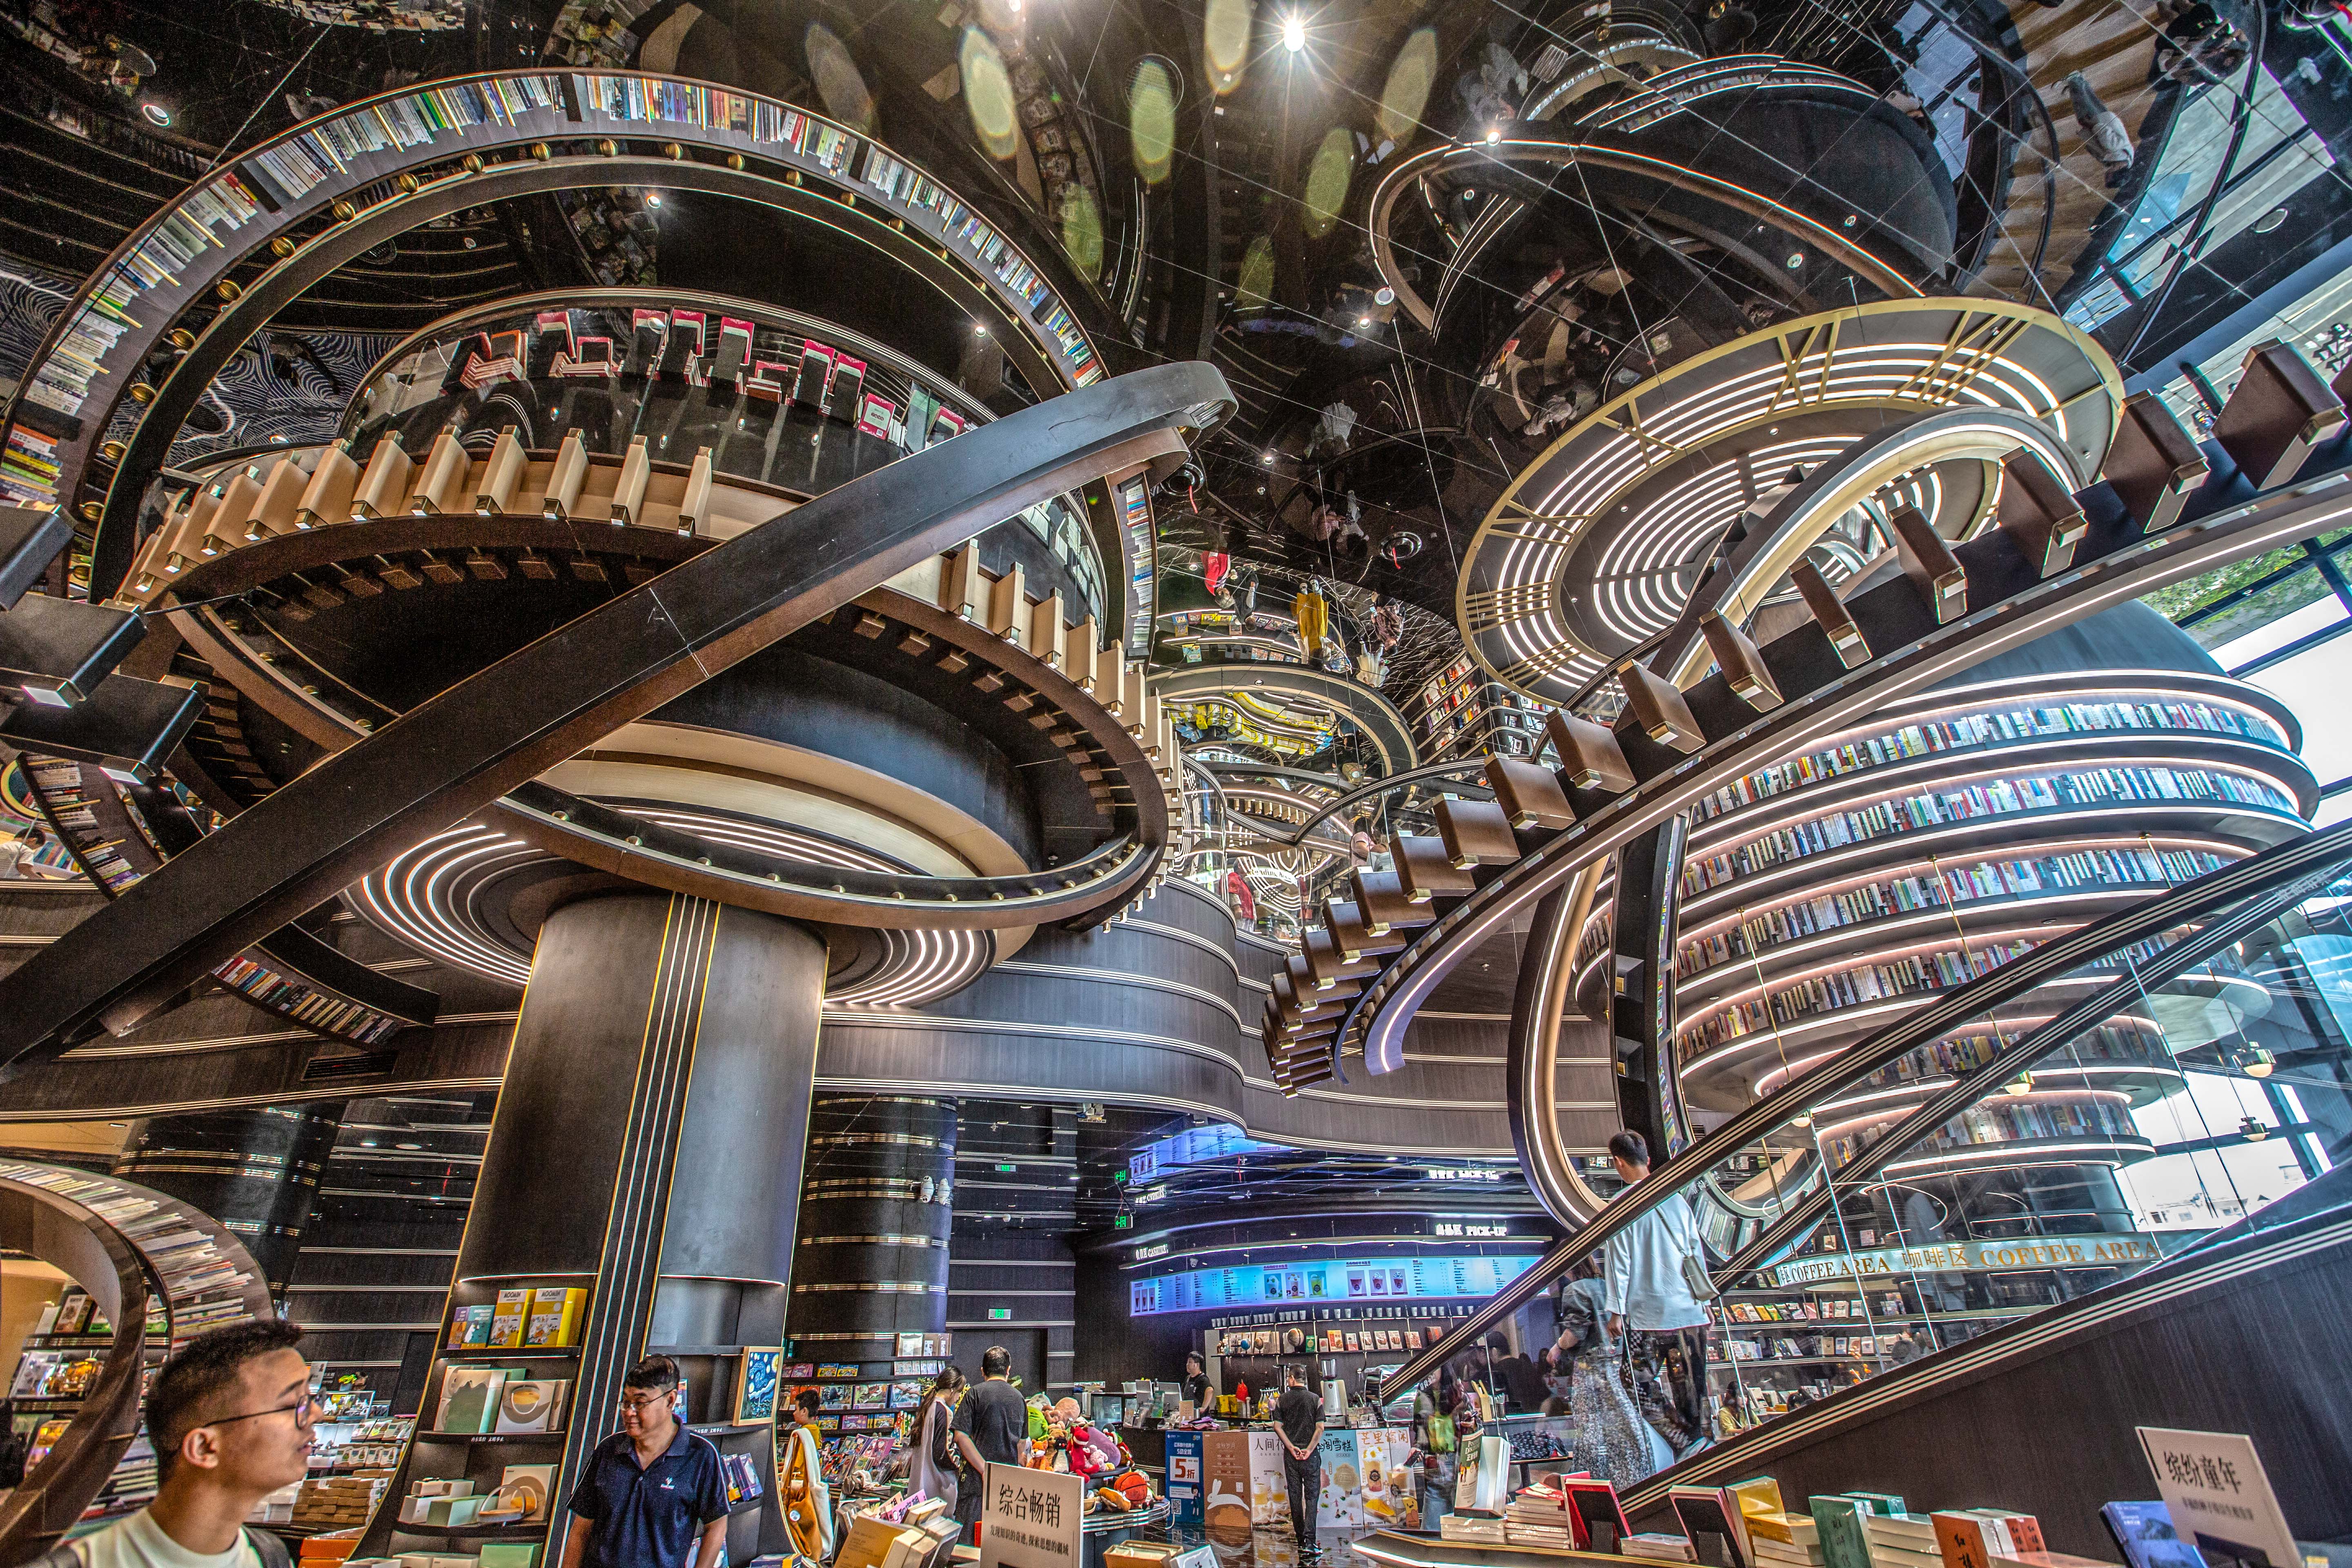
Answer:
[1127,1254,1540,1316]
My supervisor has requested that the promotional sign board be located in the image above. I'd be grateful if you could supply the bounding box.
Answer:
[1248,1428,1290,1526]
[2135,1428,2299,1568]
[978,1464,1082,1568]
[1163,1430,1203,1526]
[1202,1430,1253,1539]
[1317,1429,1364,1529]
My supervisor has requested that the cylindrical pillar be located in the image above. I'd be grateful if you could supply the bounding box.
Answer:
[111,1104,343,1294]
[785,1095,957,1364]
[362,892,827,1564]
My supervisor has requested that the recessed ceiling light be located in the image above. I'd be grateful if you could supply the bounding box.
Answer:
[140,102,170,127]
[645,192,663,208]
[1485,127,1501,144]
[2254,206,2288,233]
[1281,13,1306,51]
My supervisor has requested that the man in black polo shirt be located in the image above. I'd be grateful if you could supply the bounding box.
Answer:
[1274,1364,1323,1557]
[561,1356,730,1568]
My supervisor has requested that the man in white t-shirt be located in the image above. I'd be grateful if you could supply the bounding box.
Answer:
[53,1319,313,1568]
[1600,1130,1714,1457]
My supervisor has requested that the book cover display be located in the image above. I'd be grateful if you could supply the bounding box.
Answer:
[733,1347,783,1423]
[436,1368,514,1433]
[493,1379,568,1434]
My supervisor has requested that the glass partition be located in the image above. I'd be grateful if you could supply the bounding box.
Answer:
[1380,851,2352,1500]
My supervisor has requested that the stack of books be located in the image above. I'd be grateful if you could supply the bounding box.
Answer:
[1504,1488,1575,1548]
[1440,1514,1507,1544]
[1625,1536,1699,1563]
[291,1475,385,1530]
[1750,1512,1827,1568]
[1865,1510,1944,1568]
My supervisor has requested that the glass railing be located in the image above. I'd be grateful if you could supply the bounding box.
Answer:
[1371,824,2352,1502]
[1179,760,1491,945]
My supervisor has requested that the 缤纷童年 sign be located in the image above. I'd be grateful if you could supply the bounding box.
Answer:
[2136,1428,2299,1568]
[1768,1232,2158,1287]
[979,1463,1083,1568]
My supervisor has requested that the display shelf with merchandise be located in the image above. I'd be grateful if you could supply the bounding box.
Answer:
[350,1273,593,1556]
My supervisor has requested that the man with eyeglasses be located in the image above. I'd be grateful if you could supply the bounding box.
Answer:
[559,1355,729,1568]
[43,1319,312,1568]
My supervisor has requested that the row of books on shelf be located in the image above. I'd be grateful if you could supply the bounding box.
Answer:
[211,953,404,1043]
[1456,1473,2082,1568]
[444,1288,587,1350]
[84,1431,158,1521]
[1684,766,2287,893]
[28,168,267,421]
[1720,1294,1899,1323]
[1720,1332,1902,1363]
[1676,848,2229,976]
[1679,942,2035,1055]
[432,1370,566,1435]
[1689,699,2287,824]
[0,1164,263,1335]
[1459,1430,2303,1568]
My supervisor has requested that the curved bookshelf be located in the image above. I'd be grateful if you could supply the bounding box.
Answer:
[0,1163,273,1559]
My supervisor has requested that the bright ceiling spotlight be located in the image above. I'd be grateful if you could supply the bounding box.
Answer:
[140,101,169,126]
[644,192,662,207]
[1485,126,1501,144]
[973,322,989,336]
[1357,315,1372,327]
[1281,12,1306,51]
[2243,1046,2275,1078]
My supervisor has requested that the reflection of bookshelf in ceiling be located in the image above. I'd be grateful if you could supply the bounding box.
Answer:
[8,69,1103,514]
[19,757,410,1045]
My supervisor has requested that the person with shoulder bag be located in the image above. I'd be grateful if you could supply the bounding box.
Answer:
[31,1320,312,1568]
[910,1368,966,1515]
[1598,1130,1716,1458]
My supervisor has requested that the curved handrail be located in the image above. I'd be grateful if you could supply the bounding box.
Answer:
[0,361,1229,1071]
[1365,127,1928,332]
[1151,664,1421,775]
[1373,817,2352,1394]
[1210,758,1495,848]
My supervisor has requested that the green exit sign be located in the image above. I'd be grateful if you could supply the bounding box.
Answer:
[1113,1169,1128,1184]
[996,1163,1017,1172]
[989,1307,1011,1320]
[1114,1214,1133,1229]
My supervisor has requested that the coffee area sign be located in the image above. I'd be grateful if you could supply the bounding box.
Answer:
[1769,1232,2159,1287]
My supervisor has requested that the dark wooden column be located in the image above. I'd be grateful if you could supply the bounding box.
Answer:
[784,1096,958,1367]
[111,1103,343,1295]
[362,891,824,1564]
